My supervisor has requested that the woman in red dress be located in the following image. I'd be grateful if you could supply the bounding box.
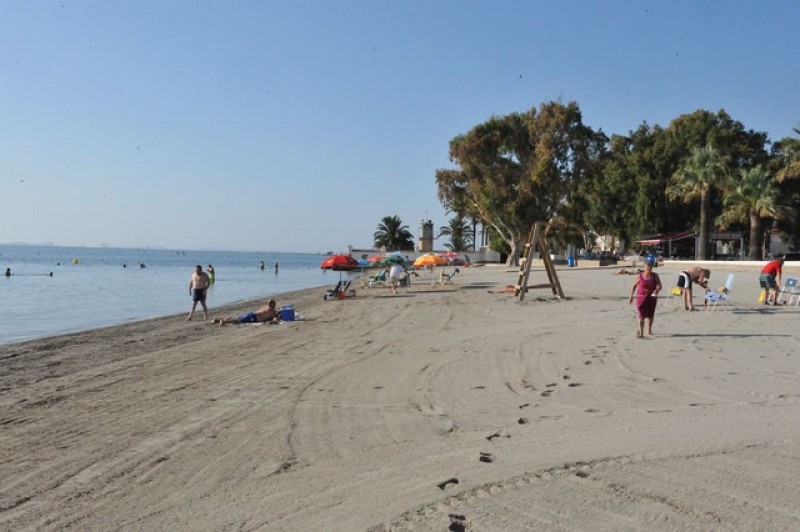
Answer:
[628,257,662,338]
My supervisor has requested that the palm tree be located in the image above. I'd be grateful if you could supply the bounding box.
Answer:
[438,215,474,251]
[718,166,789,260]
[373,215,415,251]
[774,126,800,183]
[666,145,728,260]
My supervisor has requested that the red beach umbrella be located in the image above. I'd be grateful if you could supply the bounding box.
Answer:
[320,254,360,270]
[320,254,360,282]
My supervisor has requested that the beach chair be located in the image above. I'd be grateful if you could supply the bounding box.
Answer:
[665,286,683,307]
[324,280,353,300]
[704,273,735,311]
[776,277,798,305]
[438,268,460,285]
[367,270,387,288]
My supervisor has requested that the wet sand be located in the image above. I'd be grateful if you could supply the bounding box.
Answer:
[2,264,800,530]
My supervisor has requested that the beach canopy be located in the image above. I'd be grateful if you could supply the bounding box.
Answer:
[320,254,360,271]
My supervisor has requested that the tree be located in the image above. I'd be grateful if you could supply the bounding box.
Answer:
[438,215,474,252]
[436,101,606,265]
[770,126,800,249]
[373,215,415,251]
[667,145,728,259]
[718,166,788,259]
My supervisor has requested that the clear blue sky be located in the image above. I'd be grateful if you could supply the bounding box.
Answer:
[2,1,798,252]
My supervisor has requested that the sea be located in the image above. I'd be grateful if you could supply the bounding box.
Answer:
[0,245,358,345]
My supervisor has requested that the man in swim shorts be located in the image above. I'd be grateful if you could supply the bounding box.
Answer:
[187,265,211,321]
[676,267,710,311]
[213,300,281,326]
[759,255,785,305]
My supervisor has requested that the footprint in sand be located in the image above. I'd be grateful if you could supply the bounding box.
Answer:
[448,513,471,531]
[479,452,496,463]
[487,429,510,442]
[567,382,582,387]
[438,478,460,490]
[518,417,529,424]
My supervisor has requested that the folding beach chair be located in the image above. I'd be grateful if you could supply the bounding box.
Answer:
[776,277,798,305]
[438,268,460,285]
[704,273,735,311]
[664,286,683,307]
[324,280,353,300]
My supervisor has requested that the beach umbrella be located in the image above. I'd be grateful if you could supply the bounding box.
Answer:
[370,255,409,269]
[413,253,448,284]
[320,254,360,282]
[320,254,359,270]
[413,254,447,268]
[367,255,386,263]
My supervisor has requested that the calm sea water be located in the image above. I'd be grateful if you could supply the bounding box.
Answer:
[0,245,359,345]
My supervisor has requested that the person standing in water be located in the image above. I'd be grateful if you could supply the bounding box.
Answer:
[274,261,279,274]
[628,256,662,338]
[207,264,215,283]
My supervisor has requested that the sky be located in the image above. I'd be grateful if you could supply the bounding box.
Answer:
[1,1,798,253]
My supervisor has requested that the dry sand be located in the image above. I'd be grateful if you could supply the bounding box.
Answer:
[2,264,800,531]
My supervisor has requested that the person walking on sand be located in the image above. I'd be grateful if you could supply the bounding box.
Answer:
[213,300,280,326]
[676,267,710,311]
[388,262,406,294]
[760,255,785,305]
[629,256,662,338]
[187,265,211,321]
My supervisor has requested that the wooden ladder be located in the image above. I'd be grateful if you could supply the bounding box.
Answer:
[514,223,565,302]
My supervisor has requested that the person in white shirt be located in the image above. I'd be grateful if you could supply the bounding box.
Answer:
[389,263,406,294]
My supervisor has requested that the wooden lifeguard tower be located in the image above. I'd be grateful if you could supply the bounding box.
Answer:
[514,223,565,302]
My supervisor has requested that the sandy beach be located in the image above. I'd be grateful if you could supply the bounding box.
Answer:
[2,263,800,530]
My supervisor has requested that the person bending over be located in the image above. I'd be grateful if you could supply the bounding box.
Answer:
[760,255,785,305]
[677,267,710,311]
[213,300,281,326]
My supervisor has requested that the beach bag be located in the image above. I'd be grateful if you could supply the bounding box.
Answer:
[758,289,766,303]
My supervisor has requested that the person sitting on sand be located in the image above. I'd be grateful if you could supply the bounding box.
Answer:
[213,300,281,326]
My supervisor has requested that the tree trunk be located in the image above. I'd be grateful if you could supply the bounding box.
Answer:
[698,189,711,260]
[506,239,522,267]
[748,211,762,260]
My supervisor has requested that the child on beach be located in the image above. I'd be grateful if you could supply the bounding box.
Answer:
[628,257,662,338]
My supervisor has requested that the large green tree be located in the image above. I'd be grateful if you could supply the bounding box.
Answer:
[373,215,414,251]
[667,145,728,259]
[436,101,605,265]
[718,166,787,259]
[655,109,768,258]
[771,126,800,249]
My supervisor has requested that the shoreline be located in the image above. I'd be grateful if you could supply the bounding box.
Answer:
[2,265,800,529]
